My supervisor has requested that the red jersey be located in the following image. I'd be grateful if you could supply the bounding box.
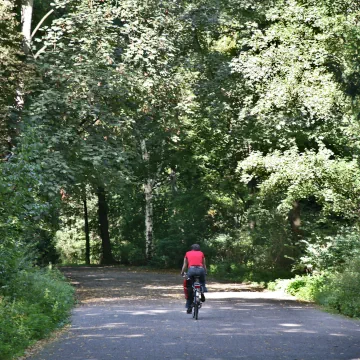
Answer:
[185,250,205,267]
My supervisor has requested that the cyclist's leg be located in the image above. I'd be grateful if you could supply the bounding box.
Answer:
[187,268,196,292]
[187,267,195,279]
[185,270,195,312]
[198,268,207,291]
[196,268,206,301]
[186,297,192,313]
[185,279,193,308]
[186,298,192,308]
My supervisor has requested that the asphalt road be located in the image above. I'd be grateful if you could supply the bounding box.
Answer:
[26,267,360,360]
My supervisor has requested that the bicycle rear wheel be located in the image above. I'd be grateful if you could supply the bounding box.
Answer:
[193,303,199,320]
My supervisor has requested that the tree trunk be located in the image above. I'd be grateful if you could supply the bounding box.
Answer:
[21,0,33,55]
[83,196,91,265]
[141,139,154,261]
[170,168,178,194]
[11,0,34,151]
[144,179,154,260]
[97,186,115,265]
[289,200,301,236]
[286,200,302,266]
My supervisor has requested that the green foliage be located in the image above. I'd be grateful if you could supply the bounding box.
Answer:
[316,258,360,318]
[269,257,360,317]
[2,1,360,348]
[230,0,360,275]
[299,227,360,272]
[268,274,326,302]
[239,146,360,218]
[54,193,101,264]
[55,229,98,264]
[267,278,292,292]
[0,0,24,155]
[19,0,360,277]
[6,268,74,322]
[209,262,247,281]
[207,229,294,282]
[0,268,74,360]
[229,0,359,151]
[127,245,147,266]
[0,299,30,360]
[238,145,360,273]
[286,275,326,301]
[0,155,73,359]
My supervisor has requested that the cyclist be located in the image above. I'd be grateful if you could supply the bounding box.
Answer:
[181,244,207,313]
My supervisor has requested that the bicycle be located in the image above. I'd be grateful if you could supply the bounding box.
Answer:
[183,273,204,320]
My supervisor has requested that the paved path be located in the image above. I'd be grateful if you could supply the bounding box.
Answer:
[26,267,360,360]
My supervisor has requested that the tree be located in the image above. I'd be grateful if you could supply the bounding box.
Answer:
[21,0,189,263]
[0,1,23,157]
[3,0,360,277]
[231,0,360,270]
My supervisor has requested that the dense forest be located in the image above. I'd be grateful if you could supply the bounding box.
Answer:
[1,0,360,357]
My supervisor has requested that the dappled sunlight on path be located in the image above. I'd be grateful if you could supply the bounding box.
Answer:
[24,267,360,360]
[62,266,275,305]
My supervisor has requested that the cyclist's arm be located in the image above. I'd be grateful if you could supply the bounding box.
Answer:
[181,257,188,275]
[203,257,207,274]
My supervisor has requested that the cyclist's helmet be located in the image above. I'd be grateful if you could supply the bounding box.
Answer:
[191,244,201,251]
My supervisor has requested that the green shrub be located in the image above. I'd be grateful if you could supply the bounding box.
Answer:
[316,257,360,318]
[208,262,247,281]
[267,278,292,292]
[0,244,30,289]
[286,276,308,296]
[117,242,147,266]
[0,268,74,360]
[285,275,326,301]
[128,246,146,266]
[299,228,360,272]
[0,299,30,360]
[268,258,360,318]
[55,229,102,264]
[6,268,74,322]
[148,254,171,268]
[209,261,293,283]
[267,275,326,302]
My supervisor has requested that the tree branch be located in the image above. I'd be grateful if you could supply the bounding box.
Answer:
[31,9,54,39]
[34,45,47,59]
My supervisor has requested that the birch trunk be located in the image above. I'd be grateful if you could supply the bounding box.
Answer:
[14,0,33,129]
[141,139,154,261]
[144,179,154,260]
[21,0,33,55]
[83,196,91,265]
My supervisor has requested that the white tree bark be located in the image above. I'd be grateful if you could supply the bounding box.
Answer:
[141,139,154,260]
[144,179,154,260]
[16,0,33,114]
[21,0,34,55]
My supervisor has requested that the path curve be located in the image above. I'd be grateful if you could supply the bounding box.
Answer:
[25,266,360,360]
